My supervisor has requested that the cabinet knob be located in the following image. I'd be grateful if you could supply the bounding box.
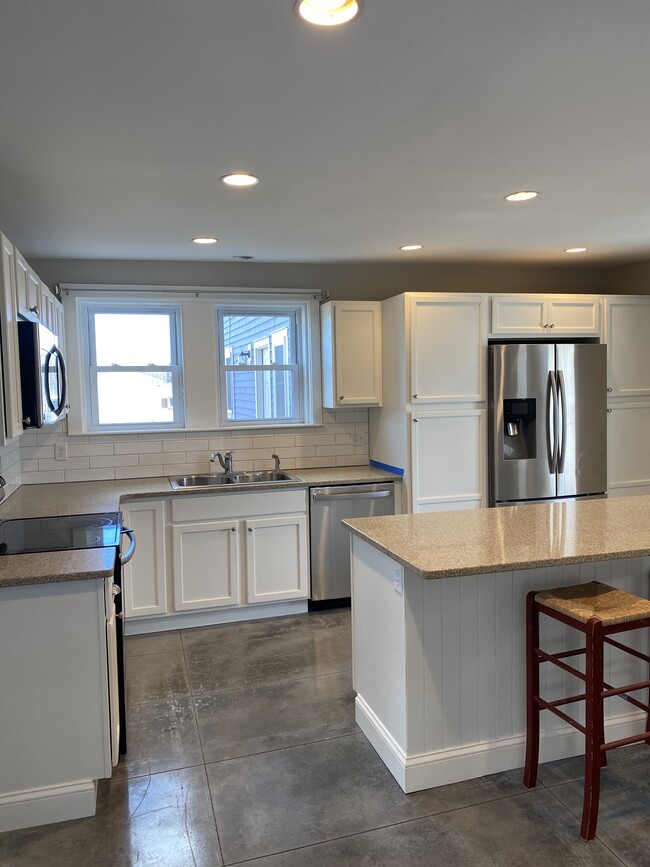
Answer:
[339,395,344,401]
[248,527,253,533]
[413,418,419,423]
[607,408,613,413]
[231,526,236,532]
[412,394,418,400]
[549,323,555,328]
[607,387,613,392]
[29,305,40,316]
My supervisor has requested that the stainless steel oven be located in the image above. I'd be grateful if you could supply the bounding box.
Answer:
[0,512,135,763]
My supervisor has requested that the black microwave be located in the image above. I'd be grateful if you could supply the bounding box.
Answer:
[17,321,69,428]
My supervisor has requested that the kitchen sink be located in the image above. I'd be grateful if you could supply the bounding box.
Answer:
[228,471,298,484]
[169,474,236,490]
[169,470,298,490]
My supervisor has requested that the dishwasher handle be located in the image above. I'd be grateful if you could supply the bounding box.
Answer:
[311,488,393,502]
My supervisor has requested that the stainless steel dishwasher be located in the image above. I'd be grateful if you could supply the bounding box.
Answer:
[309,482,395,604]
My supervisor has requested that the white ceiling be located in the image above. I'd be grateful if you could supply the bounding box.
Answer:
[1,0,649,265]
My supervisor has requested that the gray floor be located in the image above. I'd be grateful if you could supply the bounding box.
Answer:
[2,609,650,866]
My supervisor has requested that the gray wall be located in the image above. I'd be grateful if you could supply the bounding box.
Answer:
[29,257,617,300]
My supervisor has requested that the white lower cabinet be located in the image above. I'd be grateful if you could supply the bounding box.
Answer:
[245,515,309,603]
[123,490,309,633]
[122,501,167,618]
[607,401,650,497]
[173,520,240,610]
[410,409,486,512]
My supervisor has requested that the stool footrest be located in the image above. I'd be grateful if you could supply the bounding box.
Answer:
[603,731,650,751]
[536,697,586,735]
[605,636,650,665]
[535,647,586,681]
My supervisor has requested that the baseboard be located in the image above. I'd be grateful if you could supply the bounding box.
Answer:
[0,779,98,832]
[356,694,647,794]
[124,599,309,635]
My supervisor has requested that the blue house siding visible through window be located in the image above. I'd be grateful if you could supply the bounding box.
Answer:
[222,314,294,421]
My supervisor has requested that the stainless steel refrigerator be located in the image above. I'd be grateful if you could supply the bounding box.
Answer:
[488,343,607,506]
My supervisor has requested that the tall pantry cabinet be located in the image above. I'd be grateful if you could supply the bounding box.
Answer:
[369,293,488,513]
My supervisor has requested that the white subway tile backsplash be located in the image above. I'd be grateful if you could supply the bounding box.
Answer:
[65,468,116,482]
[114,441,163,455]
[18,409,370,484]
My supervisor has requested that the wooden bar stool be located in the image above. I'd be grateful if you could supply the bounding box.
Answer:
[523,580,650,840]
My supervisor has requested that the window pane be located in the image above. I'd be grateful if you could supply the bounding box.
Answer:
[222,314,293,365]
[94,313,173,366]
[97,371,175,425]
[225,369,295,421]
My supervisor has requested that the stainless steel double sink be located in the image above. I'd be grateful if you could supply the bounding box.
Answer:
[169,470,299,490]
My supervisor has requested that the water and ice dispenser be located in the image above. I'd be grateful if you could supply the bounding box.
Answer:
[502,398,536,460]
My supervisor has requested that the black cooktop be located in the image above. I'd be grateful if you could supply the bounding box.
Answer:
[0,512,122,555]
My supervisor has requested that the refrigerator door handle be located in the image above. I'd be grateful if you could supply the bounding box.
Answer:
[557,369,567,473]
[547,370,559,473]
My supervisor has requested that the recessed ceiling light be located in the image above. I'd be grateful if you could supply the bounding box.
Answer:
[400,244,423,251]
[564,247,588,254]
[192,236,218,245]
[221,173,259,188]
[296,0,360,26]
[504,191,539,202]
[233,255,256,260]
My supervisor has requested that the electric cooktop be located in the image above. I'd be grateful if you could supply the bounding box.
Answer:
[0,512,122,555]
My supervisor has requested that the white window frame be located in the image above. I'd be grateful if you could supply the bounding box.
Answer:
[82,301,184,432]
[215,301,315,428]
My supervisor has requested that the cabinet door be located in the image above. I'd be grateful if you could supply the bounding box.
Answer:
[334,302,382,406]
[607,402,650,497]
[172,520,240,610]
[245,515,308,603]
[321,300,382,407]
[410,295,486,403]
[0,235,24,441]
[547,298,601,335]
[490,296,546,335]
[122,501,168,618]
[14,251,41,321]
[54,299,65,346]
[605,298,650,397]
[40,282,56,331]
[410,409,486,512]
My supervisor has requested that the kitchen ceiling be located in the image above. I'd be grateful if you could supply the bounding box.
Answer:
[1,0,649,265]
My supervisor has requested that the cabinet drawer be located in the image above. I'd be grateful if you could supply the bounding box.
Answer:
[170,488,307,522]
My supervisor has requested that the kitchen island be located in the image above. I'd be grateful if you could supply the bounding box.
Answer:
[344,496,650,793]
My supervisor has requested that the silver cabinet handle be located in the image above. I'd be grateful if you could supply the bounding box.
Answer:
[29,305,40,316]
[120,527,136,564]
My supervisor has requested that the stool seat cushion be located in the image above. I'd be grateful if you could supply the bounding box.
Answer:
[535,580,650,626]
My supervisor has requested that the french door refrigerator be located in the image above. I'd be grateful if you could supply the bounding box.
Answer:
[488,343,607,506]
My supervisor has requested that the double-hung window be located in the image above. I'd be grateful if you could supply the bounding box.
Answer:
[216,303,313,426]
[83,303,183,430]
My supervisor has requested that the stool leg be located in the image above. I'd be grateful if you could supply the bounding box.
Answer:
[524,591,540,788]
[581,618,604,841]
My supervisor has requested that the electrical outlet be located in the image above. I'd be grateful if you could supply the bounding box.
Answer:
[54,442,67,461]
[393,566,403,596]
[350,431,367,446]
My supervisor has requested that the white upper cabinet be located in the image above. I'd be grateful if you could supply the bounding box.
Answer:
[491,295,601,336]
[321,301,382,407]
[14,250,41,321]
[604,297,650,397]
[0,235,24,441]
[409,295,487,403]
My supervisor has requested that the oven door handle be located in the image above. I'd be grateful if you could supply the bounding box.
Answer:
[120,527,136,565]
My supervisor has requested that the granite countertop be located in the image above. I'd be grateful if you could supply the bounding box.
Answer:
[343,495,650,579]
[0,466,400,588]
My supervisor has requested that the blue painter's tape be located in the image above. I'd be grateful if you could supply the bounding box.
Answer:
[370,459,404,476]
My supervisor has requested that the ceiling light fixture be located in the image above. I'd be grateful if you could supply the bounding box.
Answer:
[192,236,218,245]
[221,173,259,187]
[233,255,256,260]
[400,244,423,251]
[564,247,588,253]
[296,0,360,27]
[504,191,539,202]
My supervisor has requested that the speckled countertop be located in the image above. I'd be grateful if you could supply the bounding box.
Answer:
[344,495,650,579]
[0,466,399,588]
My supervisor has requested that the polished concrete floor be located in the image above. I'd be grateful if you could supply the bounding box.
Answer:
[2,609,650,865]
